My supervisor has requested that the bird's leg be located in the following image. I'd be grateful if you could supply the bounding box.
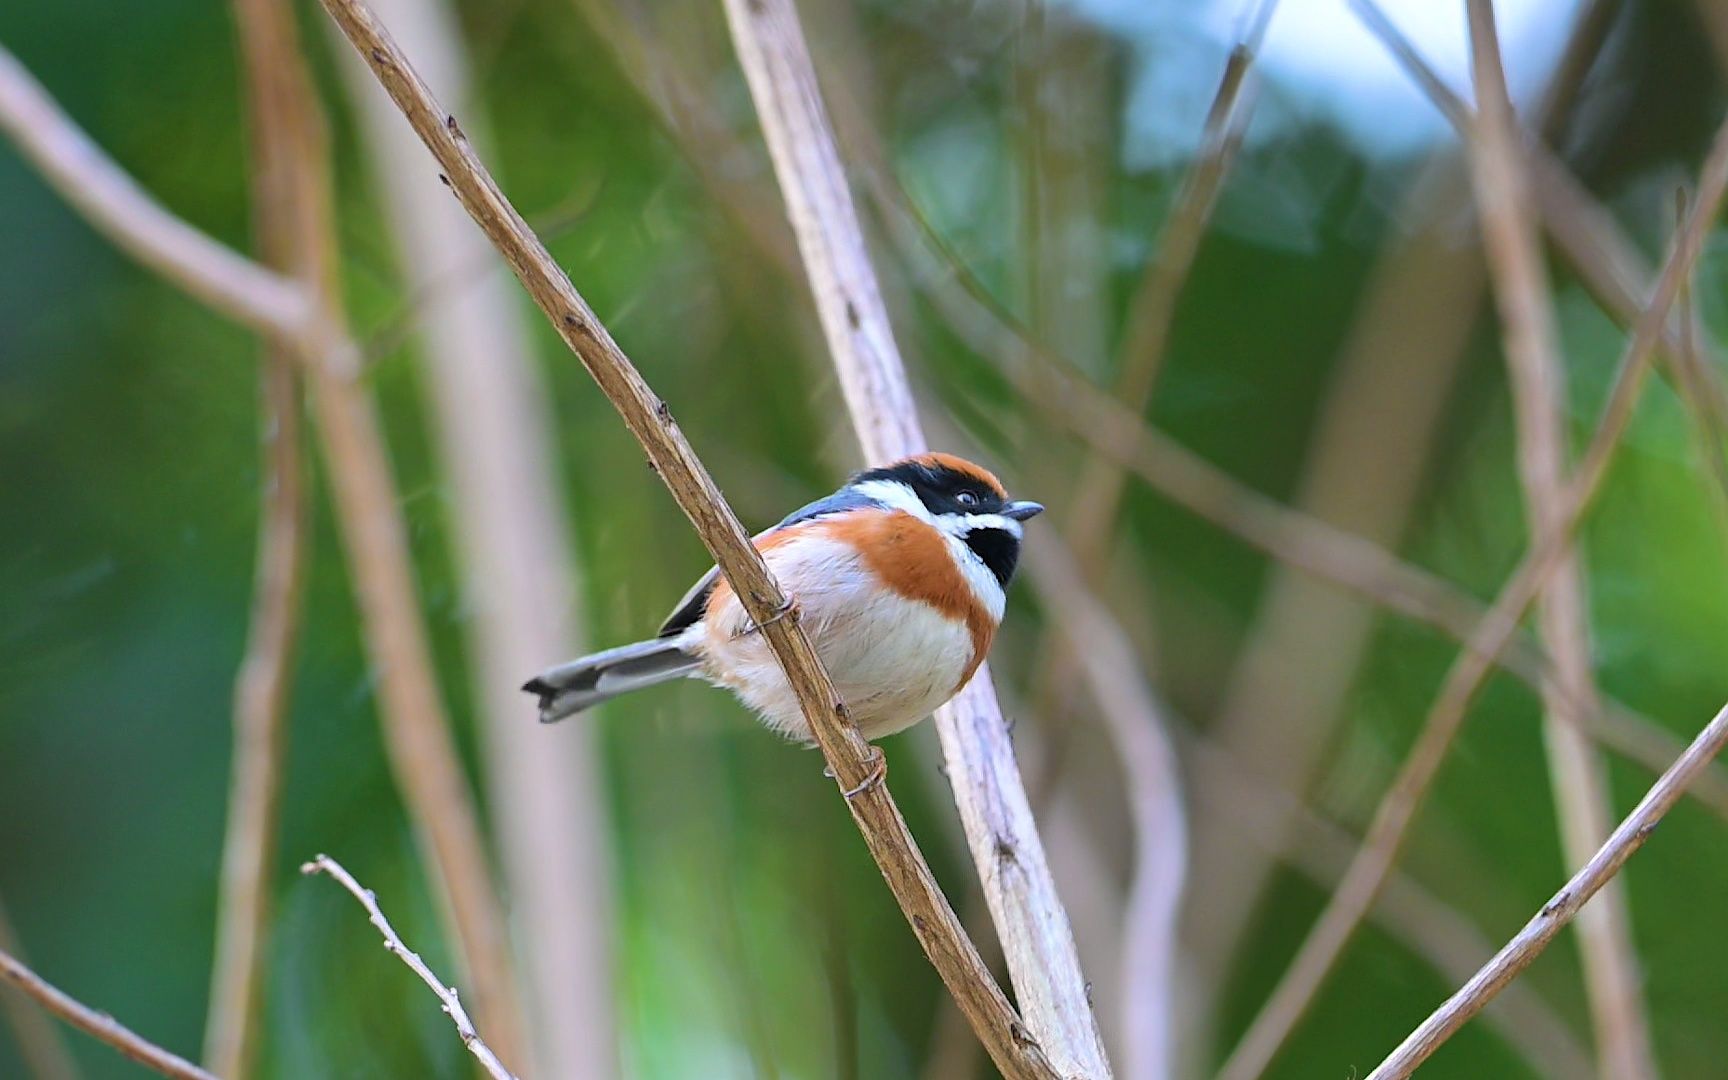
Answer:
[737,595,798,639]
[840,749,887,800]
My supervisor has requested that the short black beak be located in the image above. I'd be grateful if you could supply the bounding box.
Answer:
[1004,500,1045,521]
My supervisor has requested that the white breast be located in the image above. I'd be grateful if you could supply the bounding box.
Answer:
[686,529,978,741]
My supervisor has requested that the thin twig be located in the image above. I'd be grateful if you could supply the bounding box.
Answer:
[301,855,518,1080]
[0,35,531,1070]
[715,0,1107,1074]
[315,2,1058,1076]
[0,898,80,1080]
[1367,700,1728,1078]
[0,947,215,1080]
[203,2,317,1073]
[0,48,308,336]
[1211,104,1728,1080]
[330,0,618,1072]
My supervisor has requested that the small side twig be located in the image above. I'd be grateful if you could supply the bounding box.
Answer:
[301,855,518,1080]
[0,946,215,1080]
[1367,700,1728,1078]
[0,897,79,1080]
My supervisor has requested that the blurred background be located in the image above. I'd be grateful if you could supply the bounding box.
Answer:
[2,0,1727,1077]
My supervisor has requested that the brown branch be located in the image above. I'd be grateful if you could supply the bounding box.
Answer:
[714,0,1108,1074]
[315,2,1058,1076]
[0,947,215,1080]
[301,855,518,1080]
[1463,5,1653,1074]
[0,35,530,1071]
[330,0,618,1072]
[1367,699,1728,1078]
[202,2,317,1075]
[0,898,80,1080]
[0,48,308,337]
[1211,105,1728,1080]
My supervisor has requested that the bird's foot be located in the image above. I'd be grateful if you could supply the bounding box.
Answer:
[739,596,798,638]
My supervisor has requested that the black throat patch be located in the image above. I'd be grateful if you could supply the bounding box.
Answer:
[963,527,1020,588]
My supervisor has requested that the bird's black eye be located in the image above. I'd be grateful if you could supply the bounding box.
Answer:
[956,490,979,508]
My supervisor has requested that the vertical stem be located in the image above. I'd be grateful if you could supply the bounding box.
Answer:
[1464,3,1655,1075]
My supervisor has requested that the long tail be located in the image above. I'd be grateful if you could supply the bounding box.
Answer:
[522,638,701,722]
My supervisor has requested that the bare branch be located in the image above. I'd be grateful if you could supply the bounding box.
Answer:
[1211,103,1728,1080]
[314,2,1057,1075]
[715,0,1107,1074]
[1368,700,1728,1077]
[0,898,80,1080]
[0,46,308,337]
[0,947,215,1080]
[301,855,518,1080]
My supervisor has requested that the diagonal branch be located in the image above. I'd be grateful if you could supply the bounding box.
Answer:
[714,0,1109,1074]
[1367,700,1728,1079]
[0,947,215,1080]
[1463,4,1653,1073]
[302,855,517,1080]
[315,2,1058,1076]
[1211,100,1728,1080]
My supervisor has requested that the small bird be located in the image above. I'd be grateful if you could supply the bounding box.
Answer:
[523,453,1042,774]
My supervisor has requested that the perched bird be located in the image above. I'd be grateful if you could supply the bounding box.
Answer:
[524,452,1042,774]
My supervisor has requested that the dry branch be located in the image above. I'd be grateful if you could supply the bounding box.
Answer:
[1211,94,1728,1080]
[0,947,215,1080]
[1463,4,1653,1073]
[1367,700,1728,1078]
[314,2,1058,1075]
[203,1,317,1072]
[0,899,79,1080]
[0,48,307,336]
[0,36,529,1068]
[715,0,1109,1074]
[301,855,517,1080]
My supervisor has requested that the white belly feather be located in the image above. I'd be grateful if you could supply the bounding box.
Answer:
[685,530,977,741]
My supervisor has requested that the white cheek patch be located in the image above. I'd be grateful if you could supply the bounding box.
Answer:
[935,512,1022,540]
[850,479,931,522]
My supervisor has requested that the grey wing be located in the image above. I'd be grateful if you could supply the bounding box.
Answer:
[655,487,883,638]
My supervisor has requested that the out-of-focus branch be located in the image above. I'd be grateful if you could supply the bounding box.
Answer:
[0,48,308,336]
[1062,1,1274,571]
[315,3,1058,1076]
[1184,737,1595,1080]
[0,35,530,1072]
[1462,6,1653,1075]
[1212,105,1728,1080]
[0,947,215,1080]
[1019,539,1186,1080]
[0,898,79,1080]
[329,1,617,1073]
[1349,0,1715,379]
[301,855,517,1080]
[1368,700,1728,1079]
[203,1,317,1074]
[715,0,1108,1074]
